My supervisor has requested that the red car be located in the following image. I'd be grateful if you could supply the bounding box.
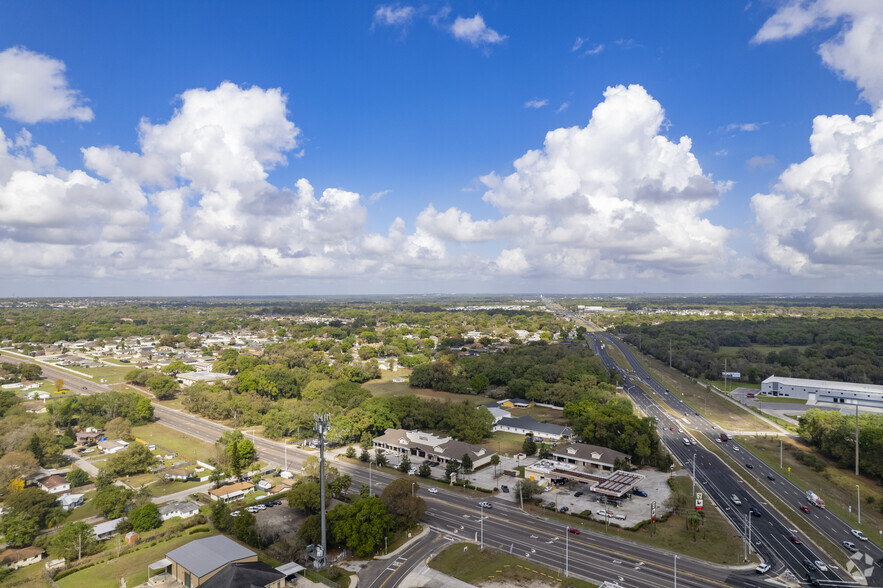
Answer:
[800,506,811,514]
[568,528,581,535]
[789,534,802,544]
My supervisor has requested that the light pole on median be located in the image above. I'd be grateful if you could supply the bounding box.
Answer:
[857,484,861,524]
[565,526,569,578]
[673,554,677,588]
[479,504,484,552]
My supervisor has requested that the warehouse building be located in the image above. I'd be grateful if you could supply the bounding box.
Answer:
[761,376,883,411]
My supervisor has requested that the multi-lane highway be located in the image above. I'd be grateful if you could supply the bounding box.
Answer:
[585,330,882,587]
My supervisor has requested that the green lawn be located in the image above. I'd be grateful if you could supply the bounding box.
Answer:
[57,529,218,588]
[481,431,529,457]
[430,542,597,587]
[73,364,133,383]
[754,394,807,404]
[703,379,762,390]
[365,378,492,406]
[132,421,217,461]
[507,405,568,425]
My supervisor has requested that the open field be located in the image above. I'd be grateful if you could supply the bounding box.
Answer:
[603,342,630,372]
[738,435,883,544]
[430,542,598,587]
[365,378,492,406]
[72,364,133,383]
[57,529,218,588]
[621,341,777,433]
[703,379,761,390]
[133,422,217,460]
[480,431,528,457]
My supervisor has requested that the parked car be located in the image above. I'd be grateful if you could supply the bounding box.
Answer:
[501,485,509,493]
[231,510,240,517]
[427,487,438,494]
[851,529,868,541]
[559,506,569,512]
[843,540,858,552]
[800,505,811,514]
[633,489,648,497]
[408,467,417,475]
[568,527,580,535]
[814,560,828,572]
[544,502,555,509]
[574,491,583,497]
[755,563,770,574]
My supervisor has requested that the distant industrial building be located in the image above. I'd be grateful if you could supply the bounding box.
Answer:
[761,376,883,411]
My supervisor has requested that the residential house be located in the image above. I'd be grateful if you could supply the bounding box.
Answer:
[150,535,257,587]
[92,518,124,540]
[58,493,85,511]
[256,479,273,492]
[97,439,129,454]
[164,467,195,481]
[208,482,254,502]
[0,547,45,570]
[76,430,103,444]
[158,500,201,522]
[36,474,70,494]
[500,398,534,408]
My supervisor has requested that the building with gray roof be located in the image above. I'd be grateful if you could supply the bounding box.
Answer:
[159,535,257,587]
[761,376,883,411]
[492,415,573,441]
[199,561,285,588]
[373,429,497,469]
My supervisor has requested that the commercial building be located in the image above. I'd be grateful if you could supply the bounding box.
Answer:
[373,429,497,469]
[550,442,631,473]
[177,372,235,387]
[492,415,573,441]
[150,535,257,587]
[761,376,883,410]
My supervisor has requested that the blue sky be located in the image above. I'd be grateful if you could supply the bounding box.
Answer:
[0,1,881,296]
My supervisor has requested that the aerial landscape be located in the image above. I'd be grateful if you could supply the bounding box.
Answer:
[0,2,881,588]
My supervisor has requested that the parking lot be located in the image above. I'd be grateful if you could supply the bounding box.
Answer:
[492,468,677,526]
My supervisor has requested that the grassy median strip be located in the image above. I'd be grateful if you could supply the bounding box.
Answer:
[700,437,851,570]
[430,542,597,588]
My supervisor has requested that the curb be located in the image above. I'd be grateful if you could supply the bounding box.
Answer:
[374,524,430,560]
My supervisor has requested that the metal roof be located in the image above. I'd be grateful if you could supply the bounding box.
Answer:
[165,535,255,578]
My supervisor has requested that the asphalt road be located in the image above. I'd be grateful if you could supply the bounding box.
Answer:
[587,331,883,587]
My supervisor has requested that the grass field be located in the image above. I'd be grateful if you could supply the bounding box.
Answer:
[365,378,492,406]
[480,431,528,457]
[430,542,597,587]
[737,435,883,545]
[703,379,762,390]
[620,341,776,434]
[74,364,133,383]
[507,405,568,425]
[57,529,218,588]
[754,395,807,404]
[133,422,217,460]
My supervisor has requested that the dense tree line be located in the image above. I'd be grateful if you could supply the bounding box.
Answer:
[410,343,611,406]
[615,317,882,384]
[798,409,883,481]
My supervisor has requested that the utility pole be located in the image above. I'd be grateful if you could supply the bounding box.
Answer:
[857,485,861,525]
[369,460,372,497]
[669,339,672,369]
[480,504,484,551]
[284,439,287,471]
[780,438,783,469]
[691,454,696,498]
[673,554,677,588]
[314,413,330,570]
[565,526,569,577]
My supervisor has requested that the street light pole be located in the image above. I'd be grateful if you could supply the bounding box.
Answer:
[369,460,373,497]
[857,484,861,524]
[674,554,677,588]
[691,454,696,498]
[779,438,782,470]
[565,526,569,578]
[412,482,415,497]
[479,504,484,552]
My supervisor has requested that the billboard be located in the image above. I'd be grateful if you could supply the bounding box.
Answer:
[722,371,741,379]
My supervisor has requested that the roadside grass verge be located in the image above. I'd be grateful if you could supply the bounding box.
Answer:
[737,435,883,545]
[701,436,851,570]
[618,340,776,433]
[703,379,761,390]
[753,395,807,404]
[603,342,630,372]
[430,542,597,587]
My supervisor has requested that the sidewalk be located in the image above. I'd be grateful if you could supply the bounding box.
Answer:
[398,563,474,588]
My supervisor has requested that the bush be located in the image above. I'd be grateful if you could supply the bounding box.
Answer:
[189,525,211,534]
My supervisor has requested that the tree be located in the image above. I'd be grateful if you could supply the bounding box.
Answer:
[537,443,550,459]
[359,448,370,462]
[445,459,460,479]
[1,513,38,547]
[417,463,431,478]
[4,487,60,528]
[209,467,226,489]
[397,454,411,473]
[380,479,426,529]
[106,443,157,477]
[105,417,132,440]
[490,454,500,479]
[148,374,179,400]
[54,378,65,393]
[0,451,40,489]
[19,363,42,380]
[329,496,394,557]
[470,374,489,393]
[135,396,154,424]
[330,474,352,498]
[522,437,537,456]
[209,500,233,533]
[93,485,134,519]
[95,468,116,490]
[515,480,541,501]
[375,449,388,467]
[345,446,356,459]
[287,480,327,514]
[66,468,90,488]
[129,503,161,532]
[51,522,98,561]
[460,453,473,475]
[233,511,260,546]
[28,432,44,464]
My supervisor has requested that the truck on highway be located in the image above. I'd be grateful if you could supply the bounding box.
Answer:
[806,491,826,509]
[719,433,730,442]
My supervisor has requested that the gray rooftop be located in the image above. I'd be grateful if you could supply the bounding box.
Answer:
[200,561,285,588]
[763,375,883,395]
[165,535,255,578]
[494,416,572,437]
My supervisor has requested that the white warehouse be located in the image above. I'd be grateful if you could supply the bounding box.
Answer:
[761,376,883,411]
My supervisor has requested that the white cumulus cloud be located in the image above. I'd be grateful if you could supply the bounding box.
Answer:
[373,5,416,28]
[754,1,883,106]
[524,99,549,109]
[751,107,883,276]
[0,47,94,123]
[450,14,507,46]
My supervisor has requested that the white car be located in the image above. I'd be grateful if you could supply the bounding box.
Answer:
[851,529,868,541]
[733,446,740,452]
[408,467,418,475]
[427,487,438,494]
[596,509,608,517]
[755,563,770,574]
[814,560,828,572]
[716,438,722,443]
[231,510,241,517]
[479,501,492,509]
